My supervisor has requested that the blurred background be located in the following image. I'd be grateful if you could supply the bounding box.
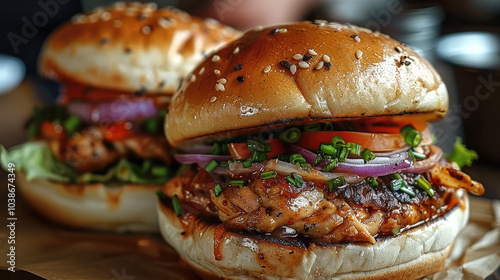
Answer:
[0,0,499,198]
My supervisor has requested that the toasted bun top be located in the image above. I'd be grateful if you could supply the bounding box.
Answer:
[165,22,448,147]
[39,2,240,94]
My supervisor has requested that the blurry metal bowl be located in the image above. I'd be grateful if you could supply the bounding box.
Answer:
[0,54,26,95]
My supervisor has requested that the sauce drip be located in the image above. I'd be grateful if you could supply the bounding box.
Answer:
[214,224,227,260]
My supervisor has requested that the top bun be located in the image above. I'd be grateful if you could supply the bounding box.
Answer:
[39,2,240,94]
[165,22,448,147]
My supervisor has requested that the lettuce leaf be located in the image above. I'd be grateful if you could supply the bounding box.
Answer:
[445,137,479,169]
[1,142,172,184]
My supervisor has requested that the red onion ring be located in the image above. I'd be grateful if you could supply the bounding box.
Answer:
[174,154,232,166]
[288,144,413,177]
[68,98,158,123]
[405,146,442,173]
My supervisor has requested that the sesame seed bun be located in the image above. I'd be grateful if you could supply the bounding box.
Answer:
[165,22,448,147]
[157,190,468,280]
[39,2,240,94]
[18,172,159,232]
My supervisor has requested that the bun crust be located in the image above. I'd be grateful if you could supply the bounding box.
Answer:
[166,22,448,147]
[18,173,160,232]
[157,191,468,279]
[39,2,240,94]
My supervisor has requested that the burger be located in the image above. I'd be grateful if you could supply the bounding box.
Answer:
[0,2,239,232]
[157,22,484,279]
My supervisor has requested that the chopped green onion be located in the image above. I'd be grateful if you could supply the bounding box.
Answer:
[279,127,301,143]
[286,173,304,188]
[175,164,189,176]
[303,123,322,131]
[408,150,416,161]
[411,150,426,160]
[219,160,230,167]
[290,153,306,165]
[210,143,221,155]
[63,115,82,136]
[392,173,402,180]
[400,186,416,197]
[400,125,421,147]
[158,109,168,118]
[156,189,165,199]
[328,176,346,190]
[446,137,478,168]
[347,142,362,156]
[320,144,337,156]
[331,135,345,145]
[214,184,223,197]
[361,148,376,162]
[365,177,379,188]
[260,171,277,180]
[337,145,349,162]
[414,176,436,197]
[314,154,324,166]
[242,160,252,168]
[392,227,400,235]
[151,166,168,177]
[204,160,218,172]
[247,139,267,152]
[250,151,267,163]
[143,117,159,134]
[321,159,338,172]
[229,179,246,187]
[172,194,182,217]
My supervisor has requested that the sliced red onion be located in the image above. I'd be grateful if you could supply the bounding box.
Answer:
[174,154,232,166]
[265,159,364,184]
[405,146,443,174]
[288,144,413,177]
[68,98,158,123]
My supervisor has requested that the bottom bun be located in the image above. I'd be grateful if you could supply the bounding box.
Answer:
[18,172,160,232]
[157,190,469,280]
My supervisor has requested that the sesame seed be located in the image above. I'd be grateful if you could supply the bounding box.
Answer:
[355,50,363,59]
[280,60,291,69]
[142,25,152,35]
[214,69,221,75]
[315,61,324,70]
[212,55,220,62]
[324,61,332,70]
[308,49,317,56]
[89,13,99,23]
[237,76,244,83]
[293,54,303,60]
[351,34,361,42]
[190,74,196,82]
[298,61,310,68]
[217,78,227,84]
[404,60,411,66]
[215,83,225,91]
[210,96,217,102]
[233,47,240,54]
[253,26,264,31]
[138,14,147,21]
[234,65,243,71]
[113,1,125,9]
[124,47,132,53]
[71,14,86,24]
[158,17,171,28]
[113,19,122,27]
[395,46,403,53]
[290,64,297,75]
[198,67,205,75]
[146,2,158,10]
[314,19,328,26]
[100,38,109,45]
[302,55,313,62]
[100,12,111,21]
[263,65,271,73]
[323,54,330,62]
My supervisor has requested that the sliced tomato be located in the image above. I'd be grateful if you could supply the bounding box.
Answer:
[228,139,286,160]
[40,121,65,139]
[104,123,133,141]
[362,121,428,134]
[296,128,432,152]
